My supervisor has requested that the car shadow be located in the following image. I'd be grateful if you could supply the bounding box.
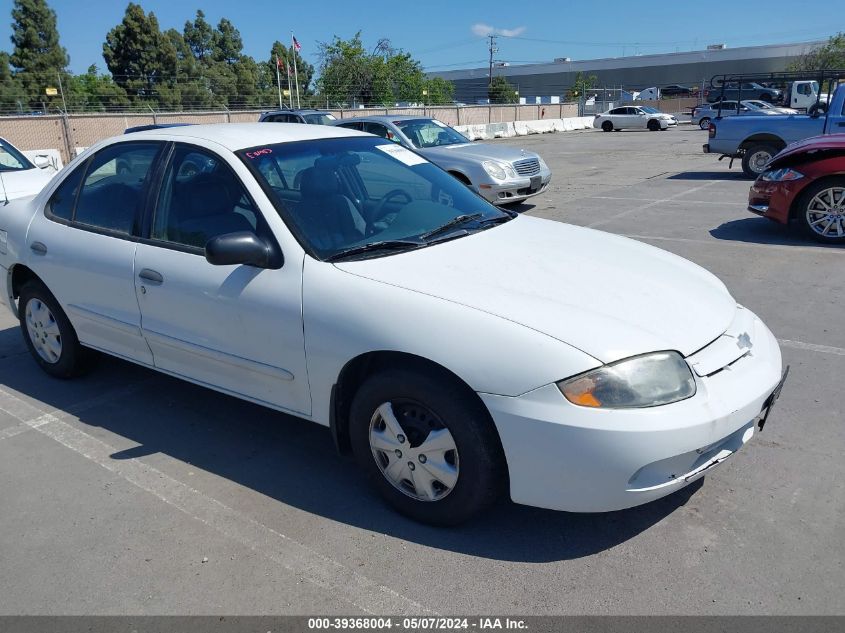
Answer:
[710,217,843,247]
[0,329,703,563]
[668,171,749,181]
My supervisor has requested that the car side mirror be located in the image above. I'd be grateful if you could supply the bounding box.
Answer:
[205,231,282,269]
[33,154,52,169]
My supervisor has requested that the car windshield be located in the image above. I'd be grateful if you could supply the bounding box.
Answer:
[303,113,337,125]
[640,106,660,114]
[744,101,769,109]
[395,120,469,149]
[239,136,509,261]
[0,138,35,171]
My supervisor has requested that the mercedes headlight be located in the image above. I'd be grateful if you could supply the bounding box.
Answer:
[482,160,509,180]
[557,351,696,408]
[760,168,804,182]
[537,156,549,170]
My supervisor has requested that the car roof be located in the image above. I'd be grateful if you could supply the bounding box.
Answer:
[262,109,331,115]
[338,115,433,124]
[122,122,368,151]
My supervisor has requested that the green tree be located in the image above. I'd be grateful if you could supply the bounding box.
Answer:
[566,71,597,101]
[422,77,455,105]
[488,75,518,104]
[103,3,178,109]
[317,33,437,107]
[164,27,213,110]
[183,10,214,63]
[66,64,130,112]
[789,33,845,71]
[0,52,24,114]
[9,0,69,110]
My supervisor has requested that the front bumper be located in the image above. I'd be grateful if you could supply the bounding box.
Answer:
[748,178,803,224]
[480,168,552,205]
[481,306,783,512]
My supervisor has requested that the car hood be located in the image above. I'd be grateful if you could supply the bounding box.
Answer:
[419,142,537,164]
[769,133,845,168]
[335,216,736,363]
[0,167,56,200]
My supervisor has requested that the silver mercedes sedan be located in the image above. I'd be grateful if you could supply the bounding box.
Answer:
[333,116,551,205]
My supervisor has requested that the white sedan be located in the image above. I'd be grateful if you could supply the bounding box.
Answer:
[594,106,676,132]
[0,136,58,202]
[0,124,786,525]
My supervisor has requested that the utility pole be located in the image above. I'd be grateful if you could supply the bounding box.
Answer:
[487,35,498,90]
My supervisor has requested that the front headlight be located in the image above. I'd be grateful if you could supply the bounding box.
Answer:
[482,160,509,180]
[760,167,804,182]
[557,351,696,408]
[537,156,549,170]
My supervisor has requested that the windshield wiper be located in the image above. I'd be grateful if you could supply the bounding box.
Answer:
[326,239,424,262]
[420,213,484,241]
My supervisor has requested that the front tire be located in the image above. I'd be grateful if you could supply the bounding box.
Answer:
[647,119,660,131]
[698,117,711,130]
[18,281,90,378]
[741,143,778,178]
[795,178,845,244]
[349,367,505,526]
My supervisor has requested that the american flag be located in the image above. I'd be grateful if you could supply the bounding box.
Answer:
[292,35,301,51]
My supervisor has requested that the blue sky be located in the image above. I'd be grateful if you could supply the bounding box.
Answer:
[0,0,837,75]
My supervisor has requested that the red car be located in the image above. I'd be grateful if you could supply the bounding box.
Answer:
[748,134,845,244]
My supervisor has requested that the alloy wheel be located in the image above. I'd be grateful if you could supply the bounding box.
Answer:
[806,186,845,238]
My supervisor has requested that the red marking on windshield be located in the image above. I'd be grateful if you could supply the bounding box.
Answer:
[246,148,273,159]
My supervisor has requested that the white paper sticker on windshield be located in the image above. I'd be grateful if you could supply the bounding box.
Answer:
[376,144,427,166]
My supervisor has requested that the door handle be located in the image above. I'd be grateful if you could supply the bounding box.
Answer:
[30,241,47,255]
[138,268,164,284]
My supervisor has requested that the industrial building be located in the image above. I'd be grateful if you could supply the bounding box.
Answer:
[431,40,826,103]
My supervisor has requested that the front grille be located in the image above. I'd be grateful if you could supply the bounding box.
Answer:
[513,158,540,176]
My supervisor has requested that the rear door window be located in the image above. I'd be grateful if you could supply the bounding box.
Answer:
[73,142,161,235]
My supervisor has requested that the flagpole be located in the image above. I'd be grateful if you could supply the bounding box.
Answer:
[291,32,301,108]
[285,56,294,108]
[275,56,283,109]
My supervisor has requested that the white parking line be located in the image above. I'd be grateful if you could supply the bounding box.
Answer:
[586,181,719,228]
[624,234,845,256]
[778,339,845,357]
[0,387,431,615]
[589,196,731,206]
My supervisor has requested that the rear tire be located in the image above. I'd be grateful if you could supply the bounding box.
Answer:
[18,280,91,378]
[741,143,778,179]
[349,366,505,526]
[795,178,845,244]
[647,119,660,131]
[698,117,711,130]
[601,120,613,132]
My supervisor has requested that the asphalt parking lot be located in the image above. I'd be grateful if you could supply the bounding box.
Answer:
[0,124,842,616]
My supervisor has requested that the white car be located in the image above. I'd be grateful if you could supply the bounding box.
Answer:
[593,106,676,132]
[0,124,786,525]
[0,137,57,202]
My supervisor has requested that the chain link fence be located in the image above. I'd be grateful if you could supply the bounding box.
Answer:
[0,102,582,163]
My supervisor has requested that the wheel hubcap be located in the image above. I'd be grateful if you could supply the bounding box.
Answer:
[750,150,772,172]
[25,300,62,364]
[368,401,459,502]
[807,186,845,238]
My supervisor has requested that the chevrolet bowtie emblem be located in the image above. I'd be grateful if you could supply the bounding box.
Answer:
[736,332,753,350]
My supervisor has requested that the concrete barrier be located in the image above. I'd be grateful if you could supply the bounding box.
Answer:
[456,116,595,140]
